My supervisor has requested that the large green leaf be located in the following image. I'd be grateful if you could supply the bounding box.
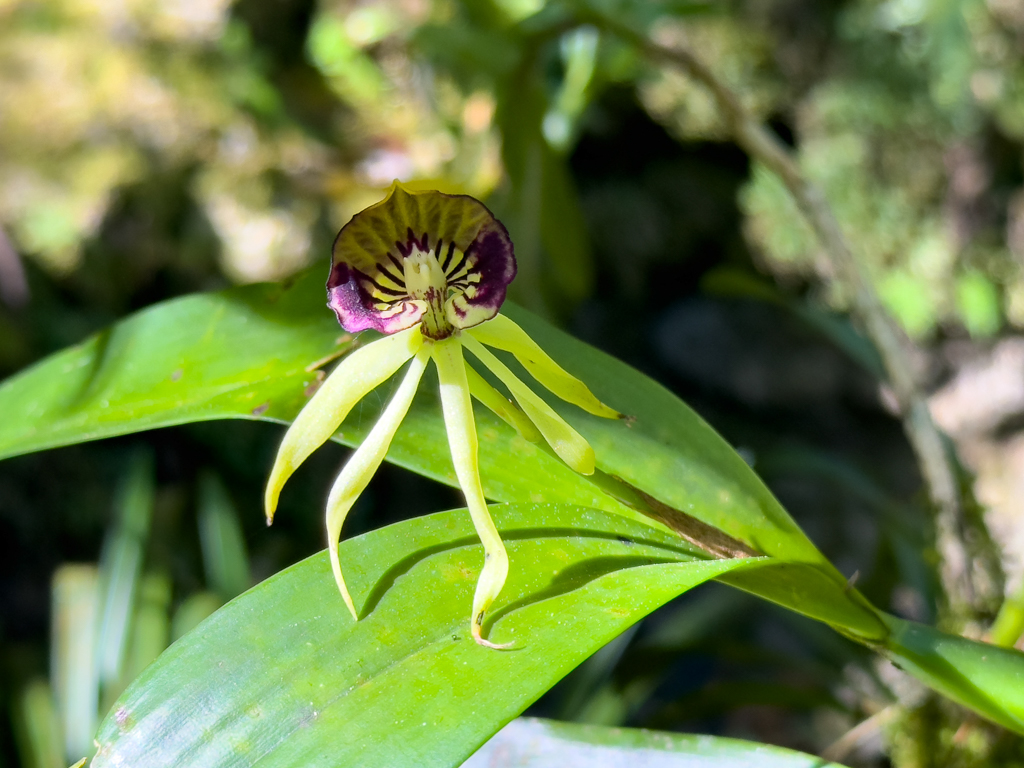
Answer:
[91,503,754,767]
[0,268,884,641]
[467,717,847,767]
[0,275,340,453]
[881,614,1024,734]
[4,270,1024,735]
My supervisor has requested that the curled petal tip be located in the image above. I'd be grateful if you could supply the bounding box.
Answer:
[264,489,278,526]
[342,599,358,622]
[472,621,514,650]
[264,485,280,523]
[330,541,360,621]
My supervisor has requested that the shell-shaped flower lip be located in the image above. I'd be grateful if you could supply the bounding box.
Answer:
[328,182,516,339]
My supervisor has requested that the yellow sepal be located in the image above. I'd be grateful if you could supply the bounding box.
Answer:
[264,326,423,523]
[462,334,596,476]
[326,345,432,619]
[464,363,542,442]
[468,314,620,419]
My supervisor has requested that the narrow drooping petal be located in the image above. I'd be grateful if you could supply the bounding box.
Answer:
[325,346,432,619]
[264,325,424,522]
[462,335,596,476]
[433,337,510,648]
[467,314,621,419]
[464,364,543,442]
[328,183,515,338]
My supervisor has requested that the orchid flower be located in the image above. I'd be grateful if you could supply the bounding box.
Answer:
[265,182,621,647]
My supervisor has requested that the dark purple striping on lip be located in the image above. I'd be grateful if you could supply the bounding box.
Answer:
[355,268,404,297]
[328,263,420,334]
[445,247,472,282]
[375,262,404,289]
[440,241,457,272]
[395,228,429,258]
[466,227,516,310]
[327,188,517,335]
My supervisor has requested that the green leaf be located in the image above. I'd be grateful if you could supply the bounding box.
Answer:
[0,274,341,456]
[120,572,172,700]
[881,614,1024,735]
[0,269,885,641]
[91,503,755,767]
[990,590,1024,649]
[468,717,848,767]
[412,22,521,84]
[701,265,886,379]
[5,269,1022,732]
[498,306,886,641]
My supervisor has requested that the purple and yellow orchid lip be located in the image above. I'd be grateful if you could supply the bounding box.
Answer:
[328,184,516,340]
[266,181,621,648]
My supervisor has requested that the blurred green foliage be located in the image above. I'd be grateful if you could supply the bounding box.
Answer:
[729,0,1024,338]
[3,0,1023,339]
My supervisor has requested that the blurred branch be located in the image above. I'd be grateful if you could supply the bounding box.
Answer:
[588,11,996,626]
[821,704,899,763]
[0,226,30,309]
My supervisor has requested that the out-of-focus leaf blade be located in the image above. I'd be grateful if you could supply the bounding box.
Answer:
[96,450,155,692]
[702,265,886,378]
[539,150,595,300]
[14,679,64,768]
[120,572,172,689]
[51,565,100,763]
[412,22,521,83]
[990,589,1024,649]
[463,717,847,767]
[92,504,754,767]
[881,614,1024,735]
[197,472,251,601]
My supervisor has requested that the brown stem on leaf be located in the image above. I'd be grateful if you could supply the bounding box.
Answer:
[589,469,760,560]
